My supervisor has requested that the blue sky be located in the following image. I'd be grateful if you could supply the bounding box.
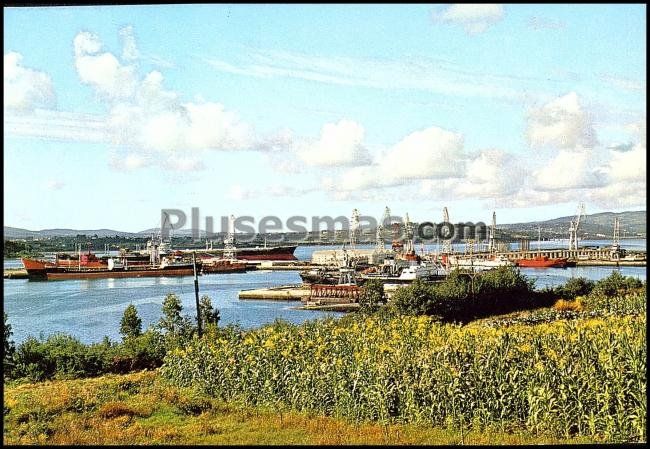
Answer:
[4,4,646,232]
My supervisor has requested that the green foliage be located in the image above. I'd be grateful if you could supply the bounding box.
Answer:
[198,295,220,329]
[111,330,166,373]
[119,304,142,340]
[391,279,442,317]
[158,293,195,347]
[593,271,644,296]
[4,313,16,376]
[391,266,539,321]
[556,277,595,299]
[358,279,386,314]
[12,334,111,382]
[162,313,646,442]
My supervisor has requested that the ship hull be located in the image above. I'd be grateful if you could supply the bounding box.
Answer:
[194,245,297,261]
[201,261,247,274]
[44,267,197,280]
[517,257,568,268]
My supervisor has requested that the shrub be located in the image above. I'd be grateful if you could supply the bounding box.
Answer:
[553,298,583,312]
[593,271,643,296]
[358,279,386,314]
[391,279,441,317]
[120,304,142,340]
[557,277,595,299]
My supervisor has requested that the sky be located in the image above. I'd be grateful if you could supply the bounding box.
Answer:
[3,4,647,233]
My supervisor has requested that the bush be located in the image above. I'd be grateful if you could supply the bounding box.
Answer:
[120,304,142,340]
[557,277,595,299]
[358,279,386,314]
[594,271,644,296]
[391,279,441,317]
[111,330,166,374]
[12,334,112,381]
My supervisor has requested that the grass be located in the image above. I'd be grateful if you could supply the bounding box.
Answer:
[4,369,596,445]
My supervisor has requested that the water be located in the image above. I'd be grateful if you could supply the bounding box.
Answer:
[3,270,344,345]
[4,242,646,345]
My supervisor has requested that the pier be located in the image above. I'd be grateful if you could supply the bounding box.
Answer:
[466,249,646,266]
[3,269,28,279]
[238,284,311,300]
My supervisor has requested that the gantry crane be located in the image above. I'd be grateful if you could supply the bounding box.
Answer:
[568,203,586,251]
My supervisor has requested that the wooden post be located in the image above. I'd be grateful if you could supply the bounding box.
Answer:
[193,251,202,338]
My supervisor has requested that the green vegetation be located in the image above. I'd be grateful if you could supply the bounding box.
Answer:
[358,279,386,314]
[161,287,646,442]
[3,270,646,444]
[3,370,596,445]
[120,305,142,340]
[390,266,543,321]
[4,293,220,383]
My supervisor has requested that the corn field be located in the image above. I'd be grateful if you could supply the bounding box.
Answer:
[162,313,646,442]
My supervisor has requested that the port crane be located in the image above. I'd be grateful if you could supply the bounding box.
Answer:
[375,206,391,251]
[223,215,237,259]
[487,211,497,254]
[403,212,414,254]
[611,217,621,260]
[441,207,452,255]
[568,203,586,251]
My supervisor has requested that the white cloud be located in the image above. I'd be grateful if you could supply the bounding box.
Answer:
[526,92,597,150]
[532,149,606,191]
[605,118,646,183]
[119,26,139,61]
[528,16,565,30]
[297,119,371,167]
[206,49,531,103]
[328,125,466,192]
[432,4,504,34]
[600,73,645,92]
[226,184,256,201]
[5,109,109,142]
[45,179,65,190]
[74,31,138,99]
[4,52,56,112]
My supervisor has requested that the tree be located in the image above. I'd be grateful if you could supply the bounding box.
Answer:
[159,293,184,335]
[4,313,15,377]
[198,295,220,328]
[119,304,142,340]
[158,293,194,345]
[358,279,385,314]
[391,279,441,316]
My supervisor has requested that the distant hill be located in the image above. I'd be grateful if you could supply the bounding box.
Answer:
[499,210,646,239]
[4,210,646,240]
[3,227,140,239]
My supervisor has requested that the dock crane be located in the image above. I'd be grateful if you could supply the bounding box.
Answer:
[487,211,497,254]
[568,203,586,251]
[349,208,360,250]
[610,217,622,260]
[441,207,452,255]
[375,206,391,251]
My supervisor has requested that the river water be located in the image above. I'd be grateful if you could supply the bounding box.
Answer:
[3,242,646,344]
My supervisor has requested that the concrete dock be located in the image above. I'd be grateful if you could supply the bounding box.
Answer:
[238,284,312,300]
[3,269,28,279]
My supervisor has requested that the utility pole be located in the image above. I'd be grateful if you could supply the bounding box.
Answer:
[193,251,202,338]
